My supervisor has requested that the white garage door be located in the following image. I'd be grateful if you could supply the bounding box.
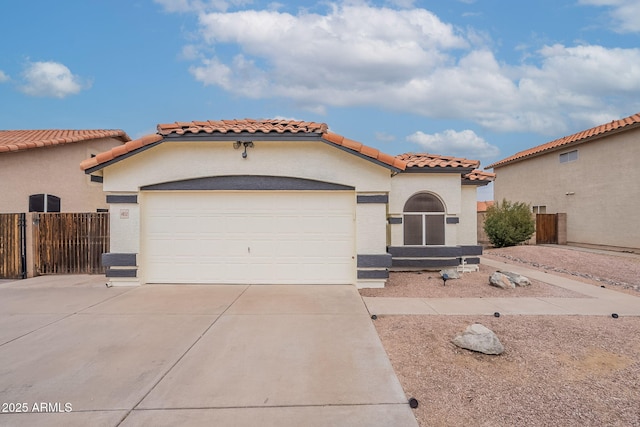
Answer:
[142,191,355,284]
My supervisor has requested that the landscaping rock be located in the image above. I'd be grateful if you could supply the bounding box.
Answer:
[452,324,504,355]
[440,269,460,280]
[489,272,515,289]
[501,271,531,287]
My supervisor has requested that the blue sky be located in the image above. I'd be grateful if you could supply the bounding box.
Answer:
[1,0,639,199]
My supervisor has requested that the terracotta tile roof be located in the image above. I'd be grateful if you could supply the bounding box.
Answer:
[157,119,328,135]
[0,129,130,154]
[464,169,496,183]
[81,119,408,171]
[395,153,480,169]
[477,200,495,212]
[486,112,640,169]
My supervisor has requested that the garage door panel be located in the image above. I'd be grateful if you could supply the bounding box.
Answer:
[143,191,355,284]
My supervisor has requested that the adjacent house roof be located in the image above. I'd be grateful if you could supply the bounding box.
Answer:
[477,200,495,212]
[486,112,640,169]
[0,129,130,153]
[81,119,408,172]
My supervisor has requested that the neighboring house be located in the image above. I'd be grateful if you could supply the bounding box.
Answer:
[0,129,131,213]
[476,201,494,245]
[81,119,494,288]
[0,129,131,278]
[486,112,640,251]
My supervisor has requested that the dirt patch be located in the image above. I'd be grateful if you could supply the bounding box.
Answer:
[484,245,640,295]
[359,264,584,298]
[375,315,640,427]
[366,246,640,426]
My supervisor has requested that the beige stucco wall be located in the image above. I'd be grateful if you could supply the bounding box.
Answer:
[493,128,640,249]
[102,140,395,287]
[103,141,391,193]
[0,138,123,213]
[459,186,478,245]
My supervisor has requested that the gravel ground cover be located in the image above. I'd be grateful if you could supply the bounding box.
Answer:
[363,245,640,426]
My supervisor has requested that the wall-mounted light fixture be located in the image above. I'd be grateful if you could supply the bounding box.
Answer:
[565,191,575,196]
[233,141,254,159]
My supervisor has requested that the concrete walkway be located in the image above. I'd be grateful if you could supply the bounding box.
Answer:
[0,277,418,427]
[363,257,640,317]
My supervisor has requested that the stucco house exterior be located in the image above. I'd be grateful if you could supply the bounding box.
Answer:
[81,119,494,288]
[0,129,131,213]
[486,112,640,251]
[0,129,130,278]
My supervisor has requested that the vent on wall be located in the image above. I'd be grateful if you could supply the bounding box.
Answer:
[29,194,61,212]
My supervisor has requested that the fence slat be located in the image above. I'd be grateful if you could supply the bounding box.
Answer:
[0,214,24,279]
[33,213,109,275]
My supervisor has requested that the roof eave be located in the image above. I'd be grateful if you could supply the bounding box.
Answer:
[486,121,640,170]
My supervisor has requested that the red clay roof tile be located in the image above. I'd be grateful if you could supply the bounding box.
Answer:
[0,129,130,154]
[464,169,496,182]
[486,112,640,169]
[82,120,409,171]
[396,153,480,169]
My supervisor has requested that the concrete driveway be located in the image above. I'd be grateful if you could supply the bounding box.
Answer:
[0,276,418,427]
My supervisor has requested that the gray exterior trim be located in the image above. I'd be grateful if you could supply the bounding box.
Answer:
[105,268,137,278]
[388,217,403,224]
[85,131,403,174]
[391,258,459,268]
[462,179,492,187]
[163,132,323,142]
[357,254,393,268]
[388,245,483,258]
[356,195,388,204]
[141,176,355,191]
[90,175,103,183]
[357,269,389,279]
[102,253,137,267]
[462,257,480,264]
[106,195,138,204]
[460,245,483,256]
[446,217,459,224]
[401,166,475,174]
[84,139,164,174]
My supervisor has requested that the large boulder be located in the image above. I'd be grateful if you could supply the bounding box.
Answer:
[452,324,504,355]
[489,271,531,289]
[501,271,531,287]
[489,272,515,289]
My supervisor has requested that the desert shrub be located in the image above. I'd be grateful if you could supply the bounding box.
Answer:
[483,199,535,248]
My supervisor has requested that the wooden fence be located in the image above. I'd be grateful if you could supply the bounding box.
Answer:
[33,213,109,275]
[0,213,26,279]
[536,214,558,244]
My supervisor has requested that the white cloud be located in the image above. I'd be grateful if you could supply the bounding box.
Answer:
[154,0,251,13]
[20,61,87,98]
[375,131,397,143]
[579,0,640,33]
[407,129,500,160]
[0,70,9,82]
[175,3,640,135]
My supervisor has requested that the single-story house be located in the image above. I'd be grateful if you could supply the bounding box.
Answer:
[81,119,494,288]
[0,129,130,278]
[486,111,640,251]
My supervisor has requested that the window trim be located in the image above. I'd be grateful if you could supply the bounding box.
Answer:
[402,192,446,246]
[559,150,578,163]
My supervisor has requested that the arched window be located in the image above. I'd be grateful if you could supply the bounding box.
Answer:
[403,193,445,245]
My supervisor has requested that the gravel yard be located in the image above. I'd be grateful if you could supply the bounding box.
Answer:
[363,245,640,427]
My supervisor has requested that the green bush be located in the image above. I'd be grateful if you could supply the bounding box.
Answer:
[484,199,535,248]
